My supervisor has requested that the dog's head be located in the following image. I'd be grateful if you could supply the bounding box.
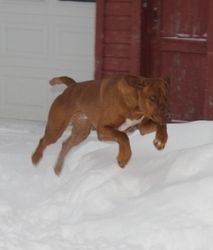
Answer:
[125,75,170,125]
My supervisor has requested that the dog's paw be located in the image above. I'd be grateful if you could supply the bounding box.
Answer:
[54,165,62,176]
[117,151,131,168]
[153,138,166,150]
[54,160,64,176]
[31,152,41,166]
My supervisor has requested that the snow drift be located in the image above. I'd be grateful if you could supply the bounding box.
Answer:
[0,119,213,250]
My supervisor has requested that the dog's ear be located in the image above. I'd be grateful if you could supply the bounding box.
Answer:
[125,75,144,89]
[117,75,140,107]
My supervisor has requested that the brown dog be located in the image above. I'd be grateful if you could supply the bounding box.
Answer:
[32,74,169,175]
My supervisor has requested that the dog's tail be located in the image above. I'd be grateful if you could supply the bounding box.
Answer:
[49,76,76,87]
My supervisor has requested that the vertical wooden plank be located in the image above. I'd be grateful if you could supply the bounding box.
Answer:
[95,0,142,78]
[95,0,105,80]
[179,0,192,36]
[191,0,208,37]
[204,0,213,118]
[129,0,142,75]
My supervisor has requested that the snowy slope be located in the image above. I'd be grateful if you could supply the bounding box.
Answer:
[0,119,213,250]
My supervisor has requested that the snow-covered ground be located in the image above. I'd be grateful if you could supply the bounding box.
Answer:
[0,118,213,250]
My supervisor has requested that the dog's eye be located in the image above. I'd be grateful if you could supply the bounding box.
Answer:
[149,95,157,103]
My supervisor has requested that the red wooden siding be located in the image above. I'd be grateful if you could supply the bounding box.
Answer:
[95,0,141,79]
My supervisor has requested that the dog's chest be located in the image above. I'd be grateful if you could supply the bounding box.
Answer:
[118,117,143,132]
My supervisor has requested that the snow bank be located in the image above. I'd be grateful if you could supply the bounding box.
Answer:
[0,119,213,250]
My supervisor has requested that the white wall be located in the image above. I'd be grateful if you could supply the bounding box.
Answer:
[0,0,95,120]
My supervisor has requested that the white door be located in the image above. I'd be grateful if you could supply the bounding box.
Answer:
[0,0,95,121]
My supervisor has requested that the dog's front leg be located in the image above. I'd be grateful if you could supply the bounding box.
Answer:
[153,124,168,150]
[97,126,132,168]
[138,117,157,135]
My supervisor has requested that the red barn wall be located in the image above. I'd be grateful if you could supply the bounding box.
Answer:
[95,0,142,79]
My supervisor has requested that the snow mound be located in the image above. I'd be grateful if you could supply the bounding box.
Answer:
[0,119,213,250]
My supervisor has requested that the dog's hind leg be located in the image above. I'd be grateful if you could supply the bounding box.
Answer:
[54,114,92,176]
[32,100,71,166]
[32,119,69,166]
[32,137,49,165]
